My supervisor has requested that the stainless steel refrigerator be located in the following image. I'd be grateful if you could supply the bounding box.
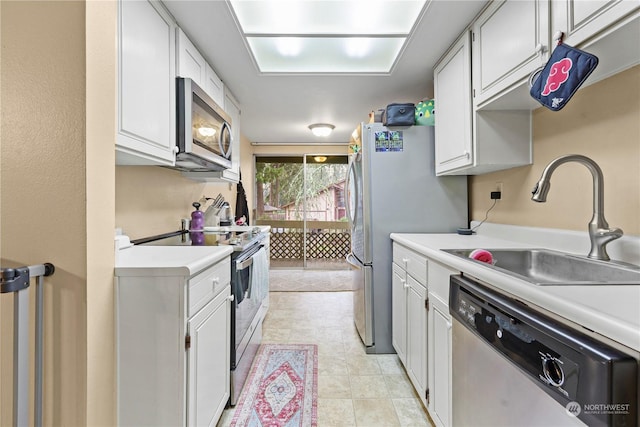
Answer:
[346,123,468,353]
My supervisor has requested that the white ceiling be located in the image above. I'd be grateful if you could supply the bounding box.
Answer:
[163,0,488,145]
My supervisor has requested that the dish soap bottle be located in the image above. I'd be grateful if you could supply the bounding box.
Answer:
[190,202,204,231]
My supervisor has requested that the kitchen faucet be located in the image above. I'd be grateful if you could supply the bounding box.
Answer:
[531,154,623,261]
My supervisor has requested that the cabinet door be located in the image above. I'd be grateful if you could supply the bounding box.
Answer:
[434,32,473,175]
[206,64,225,107]
[472,0,550,107]
[430,295,452,427]
[187,287,231,427]
[177,27,206,84]
[406,276,427,403]
[553,0,639,47]
[117,0,176,166]
[391,263,407,364]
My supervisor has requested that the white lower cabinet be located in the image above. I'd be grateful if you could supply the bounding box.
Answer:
[392,243,428,407]
[188,290,230,427]
[406,274,428,402]
[116,256,231,427]
[426,260,459,427]
[429,294,453,427]
[392,263,407,364]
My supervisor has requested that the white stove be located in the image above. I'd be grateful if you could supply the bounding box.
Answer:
[131,226,266,252]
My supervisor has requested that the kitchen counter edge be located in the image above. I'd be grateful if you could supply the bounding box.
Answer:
[390,232,640,353]
[115,245,234,277]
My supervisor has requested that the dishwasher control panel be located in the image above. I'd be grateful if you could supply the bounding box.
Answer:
[450,274,638,427]
[453,282,580,400]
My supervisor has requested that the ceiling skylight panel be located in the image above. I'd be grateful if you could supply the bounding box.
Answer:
[230,0,427,35]
[228,0,428,73]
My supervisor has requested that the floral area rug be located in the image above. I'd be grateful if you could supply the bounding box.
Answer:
[231,344,318,427]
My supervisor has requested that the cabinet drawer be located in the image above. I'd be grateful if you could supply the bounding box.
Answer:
[393,243,427,284]
[427,259,459,303]
[188,258,231,317]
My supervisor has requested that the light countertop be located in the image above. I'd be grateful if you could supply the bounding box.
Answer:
[115,245,233,277]
[201,225,271,233]
[390,231,640,353]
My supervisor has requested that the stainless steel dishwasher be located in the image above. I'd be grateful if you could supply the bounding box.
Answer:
[450,274,638,427]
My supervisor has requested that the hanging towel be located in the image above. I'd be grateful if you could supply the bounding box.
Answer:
[235,171,250,225]
[234,268,249,304]
[250,248,270,304]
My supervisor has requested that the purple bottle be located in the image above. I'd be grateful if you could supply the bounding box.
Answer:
[190,202,204,231]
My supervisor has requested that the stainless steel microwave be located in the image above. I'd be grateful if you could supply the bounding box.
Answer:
[174,77,232,171]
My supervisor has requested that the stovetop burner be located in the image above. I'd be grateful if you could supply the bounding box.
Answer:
[131,227,266,252]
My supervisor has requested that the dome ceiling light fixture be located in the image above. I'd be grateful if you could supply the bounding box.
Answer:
[313,156,328,163]
[308,123,335,137]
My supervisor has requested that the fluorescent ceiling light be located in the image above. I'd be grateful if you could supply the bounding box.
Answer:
[228,0,427,74]
[247,37,405,73]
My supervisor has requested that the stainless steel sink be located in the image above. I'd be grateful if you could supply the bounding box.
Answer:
[442,248,640,285]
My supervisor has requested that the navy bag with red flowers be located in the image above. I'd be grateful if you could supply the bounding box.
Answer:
[530,36,598,111]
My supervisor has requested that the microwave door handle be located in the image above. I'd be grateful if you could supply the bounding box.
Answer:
[219,121,232,159]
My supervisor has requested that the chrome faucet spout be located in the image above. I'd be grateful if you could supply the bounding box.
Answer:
[530,154,623,261]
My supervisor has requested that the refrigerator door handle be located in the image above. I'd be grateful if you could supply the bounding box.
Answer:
[346,252,361,269]
[345,153,360,231]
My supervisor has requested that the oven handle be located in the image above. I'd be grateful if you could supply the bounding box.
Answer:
[236,245,265,271]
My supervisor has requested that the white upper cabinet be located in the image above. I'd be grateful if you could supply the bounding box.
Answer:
[434,33,474,174]
[433,0,637,175]
[176,28,206,83]
[205,64,225,108]
[553,0,639,47]
[469,0,639,110]
[472,0,550,109]
[434,31,532,176]
[176,28,226,107]
[117,0,176,166]
[551,0,639,86]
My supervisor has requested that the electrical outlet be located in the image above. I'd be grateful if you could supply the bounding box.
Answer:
[495,182,503,200]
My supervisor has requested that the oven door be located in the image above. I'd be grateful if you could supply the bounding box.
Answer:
[231,244,266,363]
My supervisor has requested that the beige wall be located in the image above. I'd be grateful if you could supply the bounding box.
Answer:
[86,1,117,425]
[0,1,117,425]
[1,2,117,425]
[470,65,640,236]
[115,166,235,239]
[116,139,349,237]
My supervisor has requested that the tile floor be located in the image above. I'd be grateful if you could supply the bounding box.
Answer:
[269,269,355,292]
[217,289,434,426]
